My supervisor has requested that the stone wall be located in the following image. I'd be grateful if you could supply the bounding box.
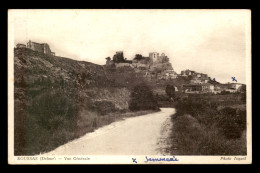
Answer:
[43,44,52,55]
[27,41,44,53]
[27,40,55,56]
[115,63,131,68]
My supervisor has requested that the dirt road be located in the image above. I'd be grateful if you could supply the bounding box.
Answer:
[43,108,175,155]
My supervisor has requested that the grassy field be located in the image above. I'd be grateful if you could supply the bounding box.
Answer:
[168,93,247,155]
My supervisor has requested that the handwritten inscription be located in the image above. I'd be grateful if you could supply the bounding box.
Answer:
[132,158,137,163]
[144,156,179,163]
[232,77,237,82]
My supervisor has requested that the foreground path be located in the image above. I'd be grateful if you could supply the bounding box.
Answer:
[44,108,176,155]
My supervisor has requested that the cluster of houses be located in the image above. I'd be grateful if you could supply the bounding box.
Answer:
[106,52,245,94]
[16,40,55,56]
[106,51,177,80]
[106,51,170,66]
[180,70,244,94]
[180,69,209,84]
[181,82,244,94]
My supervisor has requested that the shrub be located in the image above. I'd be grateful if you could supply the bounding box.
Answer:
[175,98,193,116]
[21,88,78,155]
[241,85,246,103]
[217,107,246,139]
[129,84,159,111]
[165,85,175,100]
[175,97,208,118]
[220,91,231,95]
[93,100,116,115]
[171,94,247,155]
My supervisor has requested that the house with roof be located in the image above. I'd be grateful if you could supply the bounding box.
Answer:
[181,69,196,76]
[182,84,202,93]
[229,83,243,91]
[190,78,203,84]
[201,83,214,92]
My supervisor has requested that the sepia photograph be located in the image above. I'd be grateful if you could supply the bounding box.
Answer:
[8,9,252,164]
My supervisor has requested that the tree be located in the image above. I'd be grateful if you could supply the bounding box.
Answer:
[166,85,175,101]
[133,54,143,61]
[112,52,125,63]
[240,85,246,103]
[129,84,159,111]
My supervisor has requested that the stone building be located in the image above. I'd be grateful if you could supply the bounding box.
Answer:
[181,69,196,76]
[27,40,55,56]
[183,83,214,93]
[149,52,159,63]
[229,83,243,90]
[201,83,214,92]
[105,57,115,66]
[149,52,169,64]
[158,53,169,63]
[115,63,131,68]
[182,84,202,93]
[190,78,203,84]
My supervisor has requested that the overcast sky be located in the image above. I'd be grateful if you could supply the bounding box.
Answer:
[10,9,250,84]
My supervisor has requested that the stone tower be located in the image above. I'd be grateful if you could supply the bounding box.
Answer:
[149,52,159,64]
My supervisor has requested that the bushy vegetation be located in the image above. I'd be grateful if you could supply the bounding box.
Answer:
[165,85,175,100]
[169,94,247,155]
[14,81,156,155]
[129,84,159,111]
[217,107,246,139]
[171,114,246,155]
[240,85,246,103]
[87,100,116,115]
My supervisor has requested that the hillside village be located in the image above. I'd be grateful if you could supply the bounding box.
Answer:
[16,41,245,95]
[105,50,245,94]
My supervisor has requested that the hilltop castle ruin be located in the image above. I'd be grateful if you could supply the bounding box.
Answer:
[27,40,55,56]
[149,52,169,64]
[105,51,177,80]
[16,40,55,56]
[106,51,170,66]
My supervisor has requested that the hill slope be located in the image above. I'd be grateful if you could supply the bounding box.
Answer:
[14,48,146,155]
[14,47,110,88]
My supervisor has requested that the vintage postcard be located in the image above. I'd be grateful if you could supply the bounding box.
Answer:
[8,9,252,164]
